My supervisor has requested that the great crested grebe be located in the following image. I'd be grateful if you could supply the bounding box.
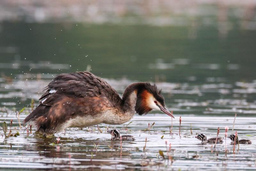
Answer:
[24,71,174,134]
[228,134,252,144]
[195,133,223,144]
[107,129,135,141]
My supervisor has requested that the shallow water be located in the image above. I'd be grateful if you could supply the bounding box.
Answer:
[0,75,256,170]
[0,11,256,170]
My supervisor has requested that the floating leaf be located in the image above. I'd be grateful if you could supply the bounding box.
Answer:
[2,122,7,137]
[161,135,164,139]
[159,150,165,159]
[19,107,26,114]
[14,132,20,137]
[126,121,133,127]
[246,134,253,137]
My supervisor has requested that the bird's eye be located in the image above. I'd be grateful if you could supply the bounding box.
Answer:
[154,101,157,104]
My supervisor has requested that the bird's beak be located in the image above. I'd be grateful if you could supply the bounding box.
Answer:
[159,105,174,118]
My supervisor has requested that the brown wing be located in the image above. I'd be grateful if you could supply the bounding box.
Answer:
[39,71,121,106]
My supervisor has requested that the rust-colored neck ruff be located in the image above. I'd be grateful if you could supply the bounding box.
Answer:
[121,83,151,114]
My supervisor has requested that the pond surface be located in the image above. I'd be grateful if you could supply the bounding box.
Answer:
[0,20,256,170]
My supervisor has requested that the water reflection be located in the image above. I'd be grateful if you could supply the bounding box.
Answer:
[1,114,256,170]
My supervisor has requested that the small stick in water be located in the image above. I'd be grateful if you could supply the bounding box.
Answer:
[232,113,237,131]
[56,137,60,144]
[30,125,32,133]
[9,120,13,135]
[179,116,182,138]
[225,126,229,152]
[170,112,174,134]
[97,125,102,133]
[214,127,220,149]
[120,136,123,158]
[233,131,238,154]
[190,124,193,135]
[143,137,147,152]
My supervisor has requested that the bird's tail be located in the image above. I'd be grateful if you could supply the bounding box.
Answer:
[24,105,52,132]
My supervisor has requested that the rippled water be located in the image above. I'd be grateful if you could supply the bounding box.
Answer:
[0,73,256,170]
[0,20,256,170]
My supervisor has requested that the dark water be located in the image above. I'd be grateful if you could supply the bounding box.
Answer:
[0,21,256,170]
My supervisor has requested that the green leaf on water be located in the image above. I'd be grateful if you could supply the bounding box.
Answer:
[2,122,7,137]
[161,135,164,139]
[125,121,133,127]
[50,143,56,146]
[19,107,26,114]
[159,150,165,159]
[14,132,20,137]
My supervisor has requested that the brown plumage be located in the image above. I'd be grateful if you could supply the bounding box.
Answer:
[228,134,252,145]
[195,133,223,144]
[24,71,174,134]
[107,129,135,141]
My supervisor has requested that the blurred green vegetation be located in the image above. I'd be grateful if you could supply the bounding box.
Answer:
[0,22,256,83]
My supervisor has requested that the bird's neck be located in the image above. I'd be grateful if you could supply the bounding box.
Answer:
[121,83,140,114]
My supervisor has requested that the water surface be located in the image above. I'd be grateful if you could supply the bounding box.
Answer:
[0,19,256,170]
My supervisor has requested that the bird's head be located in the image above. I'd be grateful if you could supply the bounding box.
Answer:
[228,134,239,142]
[107,129,120,138]
[135,83,174,118]
[195,133,207,142]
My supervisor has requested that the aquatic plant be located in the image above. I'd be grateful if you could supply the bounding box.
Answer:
[1,120,20,138]
[16,107,25,128]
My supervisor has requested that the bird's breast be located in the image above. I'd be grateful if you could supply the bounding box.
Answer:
[102,109,135,125]
[58,109,134,131]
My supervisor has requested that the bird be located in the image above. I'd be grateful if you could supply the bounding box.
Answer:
[24,71,174,135]
[107,129,135,141]
[228,134,252,145]
[195,133,223,144]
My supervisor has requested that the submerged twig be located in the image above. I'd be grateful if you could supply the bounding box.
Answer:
[170,118,173,134]
[168,143,173,165]
[232,113,237,131]
[120,136,123,158]
[179,116,182,138]
[143,137,147,152]
[97,125,102,133]
[190,124,193,135]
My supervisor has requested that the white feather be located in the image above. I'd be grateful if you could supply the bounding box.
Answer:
[49,89,57,94]
[148,96,161,111]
